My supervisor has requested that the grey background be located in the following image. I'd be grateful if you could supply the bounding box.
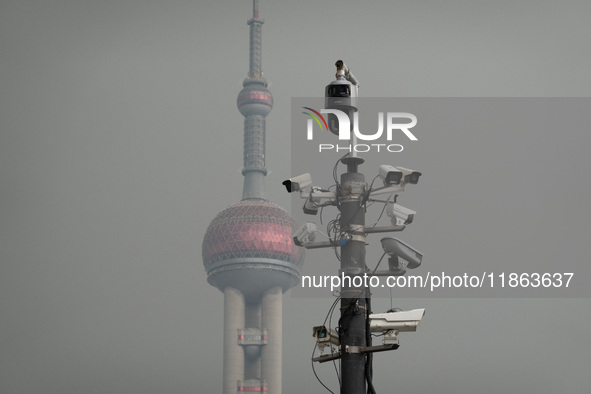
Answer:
[1,0,590,393]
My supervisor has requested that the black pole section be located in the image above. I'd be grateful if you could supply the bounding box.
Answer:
[339,156,367,394]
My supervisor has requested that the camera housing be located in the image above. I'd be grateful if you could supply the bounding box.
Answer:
[324,80,357,136]
[380,237,423,269]
[369,308,425,333]
[293,222,318,247]
[395,166,422,185]
[313,325,340,354]
[386,203,416,226]
[282,173,312,193]
[379,165,403,186]
[313,325,340,345]
[303,195,320,215]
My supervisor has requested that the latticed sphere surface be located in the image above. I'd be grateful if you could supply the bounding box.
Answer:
[202,200,303,296]
[236,85,273,117]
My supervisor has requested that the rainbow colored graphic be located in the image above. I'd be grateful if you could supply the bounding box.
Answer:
[302,107,328,131]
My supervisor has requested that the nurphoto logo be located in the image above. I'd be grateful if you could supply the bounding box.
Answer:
[302,107,418,153]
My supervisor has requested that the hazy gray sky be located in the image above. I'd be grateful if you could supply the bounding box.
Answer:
[1,0,590,393]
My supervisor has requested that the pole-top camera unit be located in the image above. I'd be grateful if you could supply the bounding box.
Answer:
[324,60,358,136]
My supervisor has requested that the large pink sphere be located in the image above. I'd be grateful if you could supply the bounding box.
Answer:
[202,200,303,296]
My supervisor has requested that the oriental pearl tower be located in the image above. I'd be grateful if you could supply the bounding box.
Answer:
[201,1,304,394]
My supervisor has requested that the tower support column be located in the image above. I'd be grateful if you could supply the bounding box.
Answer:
[224,287,245,394]
[261,286,282,394]
[244,302,262,379]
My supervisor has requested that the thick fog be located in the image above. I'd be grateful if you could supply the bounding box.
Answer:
[1,1,590,393]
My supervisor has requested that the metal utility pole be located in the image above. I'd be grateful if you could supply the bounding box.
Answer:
[288,60,425,394]
[327,60,370,394]
[339,155,369,394]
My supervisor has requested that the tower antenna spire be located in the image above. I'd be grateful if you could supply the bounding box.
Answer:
[253,0,259,20]
[247,0,264,80]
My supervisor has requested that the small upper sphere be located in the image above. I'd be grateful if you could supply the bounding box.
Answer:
[237,84,273,117]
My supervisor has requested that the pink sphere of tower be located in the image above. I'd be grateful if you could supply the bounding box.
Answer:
[202,199,303,299]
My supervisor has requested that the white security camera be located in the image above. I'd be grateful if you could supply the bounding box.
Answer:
[369,308,425,333]
[386,203,416,225]
[293,222,318,247]
[380,237,423,269]
[379,165,403,186]
[395,166,421,185]
[313,325,340,354]
[282,173,312,193]
[312,325,340,346]
[303,195,320,215]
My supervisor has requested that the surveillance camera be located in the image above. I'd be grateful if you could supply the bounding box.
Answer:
[325,79,358,136]
[313,325,340,346]
[369,308,425,333]
[379,165,403,186]
[325,80,353,100]
[293,222,318,247]
[282,173,312,193]
[303,195,319,215]
[380,237,423,269]
[386,203,416,225]
[395,167,422,185]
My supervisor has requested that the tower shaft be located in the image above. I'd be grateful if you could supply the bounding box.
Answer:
[242,114,266,200]
[237,0,272,201]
